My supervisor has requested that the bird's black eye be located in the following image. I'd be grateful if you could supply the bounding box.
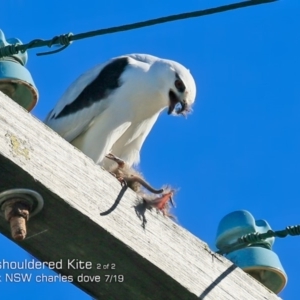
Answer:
[174,79,185,93]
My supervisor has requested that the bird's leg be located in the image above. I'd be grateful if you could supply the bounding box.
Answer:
[105,153,125,168]
[105,153,127,186]
[106,153,165,194]
[143,191,174,217]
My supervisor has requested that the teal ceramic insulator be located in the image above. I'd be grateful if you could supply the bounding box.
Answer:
[0,29,38,111]
[216,210,287,294]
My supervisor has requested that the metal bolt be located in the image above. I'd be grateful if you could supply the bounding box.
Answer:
[0,189,44,241]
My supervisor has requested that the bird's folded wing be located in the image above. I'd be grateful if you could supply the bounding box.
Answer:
[44,60,117,142]
[44,100,108,142]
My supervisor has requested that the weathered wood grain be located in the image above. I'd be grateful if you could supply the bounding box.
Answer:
[0,92,280,299]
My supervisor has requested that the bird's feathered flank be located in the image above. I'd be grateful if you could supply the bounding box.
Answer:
[45,54,196,168]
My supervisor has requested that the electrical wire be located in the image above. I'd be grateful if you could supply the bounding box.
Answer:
[0,0,277,58]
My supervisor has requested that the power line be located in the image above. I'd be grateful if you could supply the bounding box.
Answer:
[0,0,278,58]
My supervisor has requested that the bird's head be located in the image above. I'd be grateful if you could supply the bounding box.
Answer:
[150,58,196,116]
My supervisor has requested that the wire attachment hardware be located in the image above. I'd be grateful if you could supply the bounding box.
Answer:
[37,33,73,56]
[239,225,300,245]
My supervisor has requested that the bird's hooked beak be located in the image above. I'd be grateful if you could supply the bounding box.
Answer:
[168,90,189,115]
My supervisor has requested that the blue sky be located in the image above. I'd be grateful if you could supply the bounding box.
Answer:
[1,0,299,299]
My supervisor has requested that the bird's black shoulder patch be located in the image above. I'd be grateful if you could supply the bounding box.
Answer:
[54,57,129,119]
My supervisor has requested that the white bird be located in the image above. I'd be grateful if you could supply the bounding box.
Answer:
[45,54,196,169]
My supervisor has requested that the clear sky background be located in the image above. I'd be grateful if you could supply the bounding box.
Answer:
[1,0,299,299]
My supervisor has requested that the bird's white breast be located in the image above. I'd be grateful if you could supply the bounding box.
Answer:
[71,62,168,168]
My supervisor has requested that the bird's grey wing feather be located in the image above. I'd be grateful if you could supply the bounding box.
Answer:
[45,56,130,142]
